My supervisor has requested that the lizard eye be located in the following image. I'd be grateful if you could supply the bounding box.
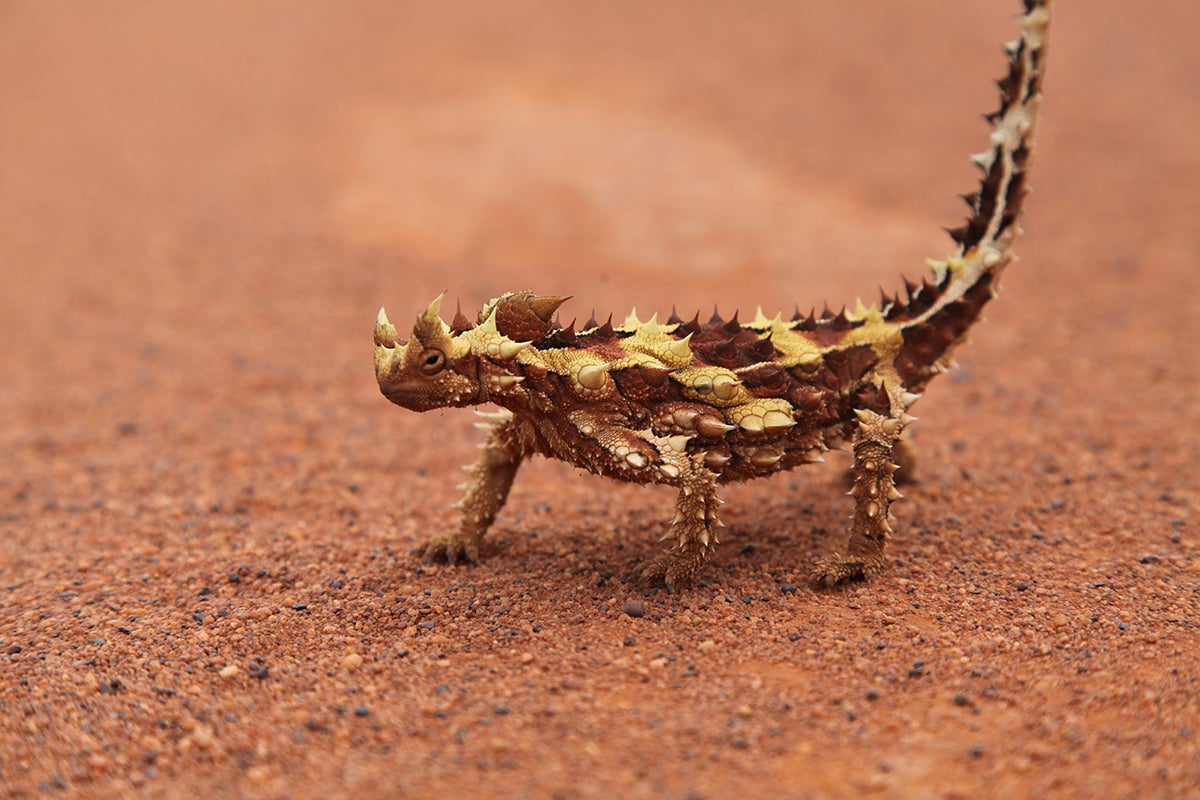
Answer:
[419,348,446,376]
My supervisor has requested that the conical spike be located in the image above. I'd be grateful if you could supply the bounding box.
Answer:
[526,294,570,322]
[498,340,532,360]
[450,300,474,333]
[375,306,400,347]
[477,307,499,334]
[421,293,445,323]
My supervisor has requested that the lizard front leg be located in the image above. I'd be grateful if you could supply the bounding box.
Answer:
[633,440,723,593]
[569,411,723,592]
[415,410,523,566]
[811,407,906,587]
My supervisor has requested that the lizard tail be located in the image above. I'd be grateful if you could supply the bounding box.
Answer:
[889,0,1052,391]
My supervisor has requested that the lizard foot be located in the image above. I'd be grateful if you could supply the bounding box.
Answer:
[634,549,708,593]
[413,535,483,567]
[809,554,877,589]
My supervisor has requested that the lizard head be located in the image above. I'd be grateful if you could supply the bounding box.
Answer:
[374,292,567,412]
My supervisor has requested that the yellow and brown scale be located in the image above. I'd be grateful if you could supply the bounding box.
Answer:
[374,0,1053,591]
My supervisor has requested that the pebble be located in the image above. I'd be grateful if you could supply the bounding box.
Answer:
[623,600,645,618]
[218,665,239,679]
[343,652,363,669]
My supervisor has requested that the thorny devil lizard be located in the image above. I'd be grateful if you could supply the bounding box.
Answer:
[373,1,1052,591]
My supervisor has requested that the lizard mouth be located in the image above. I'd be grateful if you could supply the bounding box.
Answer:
[379,381,436,411]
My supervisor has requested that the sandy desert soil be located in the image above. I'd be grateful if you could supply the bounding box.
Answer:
[2,2,1198,797]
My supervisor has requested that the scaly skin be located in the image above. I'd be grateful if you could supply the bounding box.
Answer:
[374,1,1053,592]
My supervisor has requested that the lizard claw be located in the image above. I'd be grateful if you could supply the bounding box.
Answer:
[413,535,482,567]
[634,551,705,593]
[809,554,875,588]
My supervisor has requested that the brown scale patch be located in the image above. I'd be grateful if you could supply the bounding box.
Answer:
[815,345,878,393]
[492,292,568,342]
[896,273,996,388]
[612,366,674,403]
[791,310,862,347]
[568,318,627,359]
[789,384,827,415]
[886,274,947,323]
[854,383,891,416]
[738,363,792,398]
[689,323,773,369]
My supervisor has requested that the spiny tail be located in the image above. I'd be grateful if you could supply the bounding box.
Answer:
[889,0,1052,390]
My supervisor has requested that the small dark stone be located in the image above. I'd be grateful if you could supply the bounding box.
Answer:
[291,603,308,611]
[623,635,636,647]
[739,543,755,554]
[330,580,343,589]
[780,583,799,594]
[117,626,131,635]
[1118,622,1129,631]
[493,705,510,715]
[395,650,410,658]
[227,572,241,584]
[418,620,436,630]
[1138,554,1160,564]
[741,595,753,605]
[1016,582,1029,591]
[7,644,22,654]
[866,688,881,701]
[248,660,269,679]
[969,745,985,758]
[198,586,213,596]
[953,692,971,706]
[623,600,645,618]
[354,705,369,717]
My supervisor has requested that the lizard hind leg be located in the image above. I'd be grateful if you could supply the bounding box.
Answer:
[634,444,723,593]
[811,407,907,588]
[414,410,524,566]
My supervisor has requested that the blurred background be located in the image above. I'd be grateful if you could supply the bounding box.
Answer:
[2,1,1197,455]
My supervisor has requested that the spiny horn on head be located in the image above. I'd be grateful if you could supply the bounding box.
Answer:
[411,292,453,344]
[420,293,445,324]
[374,306,401,347]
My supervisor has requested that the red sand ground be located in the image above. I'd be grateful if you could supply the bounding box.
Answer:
[2,2,1198,797]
